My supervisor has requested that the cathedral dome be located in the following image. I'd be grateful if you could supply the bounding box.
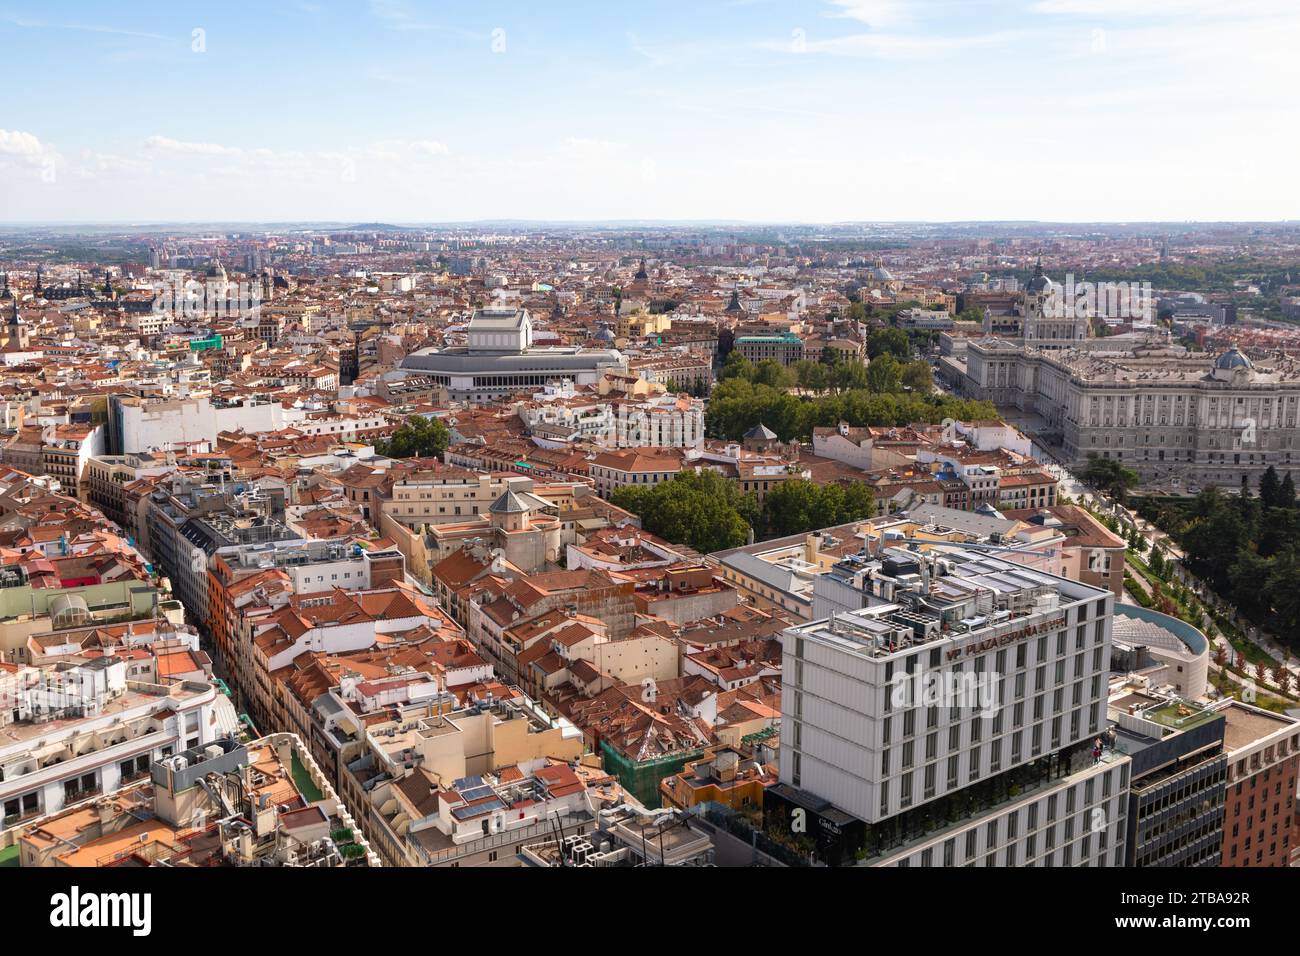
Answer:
[1213,346,1252,371]
[1026,261,1052,294]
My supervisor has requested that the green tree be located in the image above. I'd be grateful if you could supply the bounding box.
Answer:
[377,416,450,459]
[1280,472,1296,508]
[828,357,869,393]
[793,359,829,394]
[611,484,653,519]
[1259,465,1281,508]
[1256,506,1300,558]
[736,490,763,531]
[900,360,933,393]
[841,481,875,522]
[760,479,875,538]
[762,480,818,537]
[866,328,911,361]
[1149,542,1165,579]
[1181,491,1252,595]
[703,375,997,443]
[610,470,752,553]
[752,359,793,389]
[865,353,901,393]
[719,351,754,382]
[1263,547,1300,640]
[1082,454,1140,503]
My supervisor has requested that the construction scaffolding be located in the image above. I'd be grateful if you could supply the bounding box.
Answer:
[600,740,703,809]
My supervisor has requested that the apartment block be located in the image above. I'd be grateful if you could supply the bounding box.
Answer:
[768,546,1115,865]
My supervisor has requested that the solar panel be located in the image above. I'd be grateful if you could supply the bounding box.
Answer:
[451,797,504,820]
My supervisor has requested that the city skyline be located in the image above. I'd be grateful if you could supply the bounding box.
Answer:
[2,0,1299,905]
[2,0,1298,223]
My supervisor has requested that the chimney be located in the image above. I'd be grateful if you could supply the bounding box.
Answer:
[804,531,821,565]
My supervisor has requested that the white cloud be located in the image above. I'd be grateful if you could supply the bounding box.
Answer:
[770,2,1022,60]
[558,138,627,167]
[2,15,168,41]
[369,0,435,32]
[79,151,153,175]
[0,129,62,181]
[1029,0,1289,16]
[771,29,1022,59]
[5,4,1296,222]
[366,3,478,41]
[0,129,51,157]
[409,140,450,157]
[123,136,455,193]
[144,136,241,156]
[823,0,909,29]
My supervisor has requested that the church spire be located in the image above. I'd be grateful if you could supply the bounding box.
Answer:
[7,283,27,351]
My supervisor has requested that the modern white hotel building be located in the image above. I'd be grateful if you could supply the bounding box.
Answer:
[768,546,1131,866]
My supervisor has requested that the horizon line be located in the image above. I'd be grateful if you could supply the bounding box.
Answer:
[2,218,1299,229]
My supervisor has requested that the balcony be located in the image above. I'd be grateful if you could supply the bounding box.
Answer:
[3,808,42,829]
[63,784,104,804]
[1,729,171,800]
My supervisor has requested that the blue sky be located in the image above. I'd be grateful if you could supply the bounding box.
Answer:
[1,0,1297,222]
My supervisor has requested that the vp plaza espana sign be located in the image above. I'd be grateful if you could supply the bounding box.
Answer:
[945,616,1067,662]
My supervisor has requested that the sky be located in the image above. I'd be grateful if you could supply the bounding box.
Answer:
[1,0,1297,224]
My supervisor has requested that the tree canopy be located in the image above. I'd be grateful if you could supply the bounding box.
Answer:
[611,469,877,551]
[866,327,911,361]
[760,479,875,538]
[704,375,996,443]
[900,359,933,393]
[610,470,757,553]
[718,351,754,383]
[751,358,795,389]
[376,416,450,459]
[793,359,829,394]
[1153,479,1300,653]
[1082,454,1141,503]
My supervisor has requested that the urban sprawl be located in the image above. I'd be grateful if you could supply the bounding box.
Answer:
[0,222,1297,870]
